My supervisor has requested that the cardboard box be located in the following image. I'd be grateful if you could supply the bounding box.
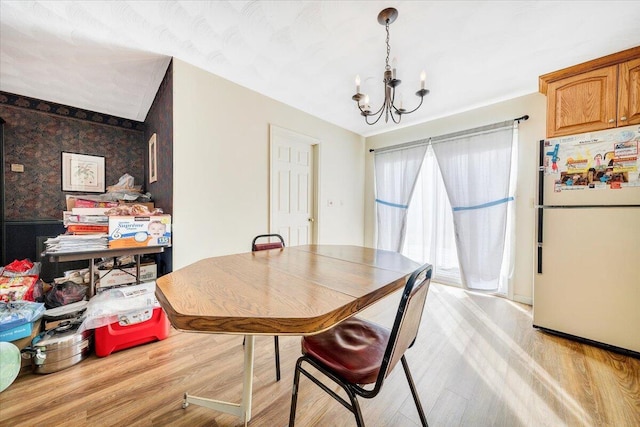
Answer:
[11,319,42,350]
[97,264,157,288]
[0,320,37,342]
[108,215,171,248]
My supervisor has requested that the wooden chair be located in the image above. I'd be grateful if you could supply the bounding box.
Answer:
[288,263,433,426]
[251,233,285,381]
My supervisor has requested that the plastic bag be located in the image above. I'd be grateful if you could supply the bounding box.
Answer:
[0,276,38,302]
[2,259,41,277]
[80,281,158,331]
[44,281,87,308]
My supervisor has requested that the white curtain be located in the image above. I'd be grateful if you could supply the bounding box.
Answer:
[374,144,428,252]
[403,145,461,286]
[432,124,515,291]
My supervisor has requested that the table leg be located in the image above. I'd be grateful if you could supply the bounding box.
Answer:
[89,257,96,297]
[135,254,141,284]
[182,335,255,424]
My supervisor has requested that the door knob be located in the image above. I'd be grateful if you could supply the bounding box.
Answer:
[308,218,315,222]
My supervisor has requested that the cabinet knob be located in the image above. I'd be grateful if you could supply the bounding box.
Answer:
[620,116,627,121]
[608,119,615,123]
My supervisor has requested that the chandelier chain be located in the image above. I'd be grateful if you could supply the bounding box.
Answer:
[385,21,391,70]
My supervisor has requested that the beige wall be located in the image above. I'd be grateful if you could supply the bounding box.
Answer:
[364,93,547,304]
[172,59,365,269]
[171,57,544,303]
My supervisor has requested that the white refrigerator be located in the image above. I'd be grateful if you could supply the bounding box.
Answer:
[534,125,640,354]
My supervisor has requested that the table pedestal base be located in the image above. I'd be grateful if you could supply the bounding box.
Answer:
[182,335,255,425]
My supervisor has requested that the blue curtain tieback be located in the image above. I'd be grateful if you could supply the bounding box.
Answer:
[452,197,514,212]
[375,199,409,209]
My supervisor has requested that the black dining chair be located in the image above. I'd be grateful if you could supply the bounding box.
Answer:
[251,233,286,381]
[252,233,286,252]
[288,263,433,426]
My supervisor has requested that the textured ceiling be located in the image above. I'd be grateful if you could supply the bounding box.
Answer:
[1,1,639,137]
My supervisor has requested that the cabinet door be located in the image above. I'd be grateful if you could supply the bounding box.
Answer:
[546,65,617,137]
[617,58,640,126]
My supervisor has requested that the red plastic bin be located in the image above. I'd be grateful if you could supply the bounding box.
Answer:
[94,307,170,357]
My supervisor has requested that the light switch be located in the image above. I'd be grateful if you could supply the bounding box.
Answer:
[11,164,24,173]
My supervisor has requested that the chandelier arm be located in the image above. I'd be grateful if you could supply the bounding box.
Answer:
[389,109,402,124]
[398,95,425,115]
[365,106,387,125]
[367,102,386,117]
[386,89,401,124]
[355,100,382,118]
[388,88,403,115]
[359,81,389,118]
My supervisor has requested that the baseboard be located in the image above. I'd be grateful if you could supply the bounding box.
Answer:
[533,325,640,359]
[512,294,532,306]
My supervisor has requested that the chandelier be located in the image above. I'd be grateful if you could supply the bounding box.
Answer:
[352,8,428,125]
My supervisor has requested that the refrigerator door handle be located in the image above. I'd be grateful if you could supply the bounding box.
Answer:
[537,140,545,274]
[537,209,543,274]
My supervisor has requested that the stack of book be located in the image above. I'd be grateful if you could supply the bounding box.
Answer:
[63,197,118,235]
[40,196,117,253]
[64,212,109,234]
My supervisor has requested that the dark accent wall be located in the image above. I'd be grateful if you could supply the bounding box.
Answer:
[1,118,6,264]
[1,103,145,220]
[1,93,146,264]
[144,60,173,215]
[143,60,174,274]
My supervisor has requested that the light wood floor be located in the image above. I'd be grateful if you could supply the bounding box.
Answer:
[1,283,638,426]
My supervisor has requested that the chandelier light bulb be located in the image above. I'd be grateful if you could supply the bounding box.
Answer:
[355,75,361,93]
[420,70,426,90]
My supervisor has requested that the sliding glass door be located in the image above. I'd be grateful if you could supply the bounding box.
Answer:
[402,145,461,286]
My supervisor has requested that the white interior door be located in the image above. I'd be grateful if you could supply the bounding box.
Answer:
[270,125,317,246]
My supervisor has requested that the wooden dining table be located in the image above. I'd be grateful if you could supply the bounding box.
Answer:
[155,244,420,424]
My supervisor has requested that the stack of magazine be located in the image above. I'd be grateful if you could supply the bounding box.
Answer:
[44,234,108,253]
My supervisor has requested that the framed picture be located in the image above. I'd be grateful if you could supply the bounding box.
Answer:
[149,133,157,183]
[61,152,105,193]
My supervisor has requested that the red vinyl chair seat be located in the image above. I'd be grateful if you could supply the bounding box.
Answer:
[301,317,389,385]
[253,242,284,251]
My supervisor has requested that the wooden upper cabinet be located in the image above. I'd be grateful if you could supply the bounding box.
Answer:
[540,46,640,138]
[546,66,617,137]
[617,57,640,126]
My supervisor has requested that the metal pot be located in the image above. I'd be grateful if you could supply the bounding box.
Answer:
[22,321,92,374]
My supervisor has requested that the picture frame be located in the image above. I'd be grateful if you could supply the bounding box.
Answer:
[149,133,157,183]
[61,152,105,193]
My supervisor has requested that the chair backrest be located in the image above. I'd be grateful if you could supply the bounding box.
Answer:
[375,263,433,389]
[252,234,285,251]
